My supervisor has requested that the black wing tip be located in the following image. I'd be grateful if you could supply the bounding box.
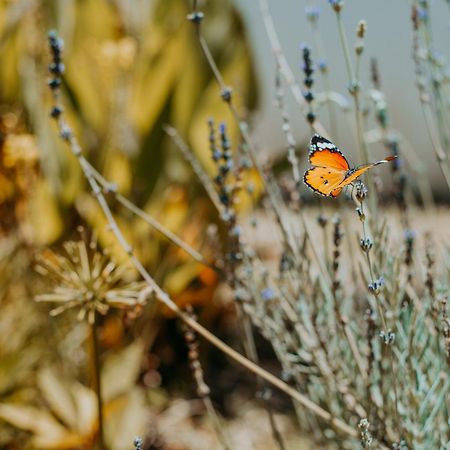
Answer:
[310,133,326,143]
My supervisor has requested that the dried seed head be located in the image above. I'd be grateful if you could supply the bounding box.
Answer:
[356,20,367,39]
[35,237,147,323]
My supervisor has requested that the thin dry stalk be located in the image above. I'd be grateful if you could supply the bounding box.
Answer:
[183,306,233,450]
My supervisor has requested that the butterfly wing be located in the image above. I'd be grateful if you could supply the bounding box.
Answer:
[309,134,350,171]
[304,167,346,197]
[304,134,348,197]
[336,156,397,189]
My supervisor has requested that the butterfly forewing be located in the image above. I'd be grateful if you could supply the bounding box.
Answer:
[309,134,350,171]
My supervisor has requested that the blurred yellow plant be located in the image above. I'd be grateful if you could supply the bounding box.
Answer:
[0,342,148,450]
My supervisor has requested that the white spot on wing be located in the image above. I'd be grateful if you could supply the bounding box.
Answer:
[316,142,336,150]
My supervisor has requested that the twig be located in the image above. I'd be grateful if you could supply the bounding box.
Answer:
[353,185,404,444]
[163,124,224,215]
[84,161,215,270]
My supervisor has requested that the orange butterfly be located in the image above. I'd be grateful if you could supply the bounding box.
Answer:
[303,134,397,197]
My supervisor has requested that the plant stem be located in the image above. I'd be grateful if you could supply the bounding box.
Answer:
[335,10,377,215]
[357,195,403,443]
[336,12,354,84]
[91,313,106,450]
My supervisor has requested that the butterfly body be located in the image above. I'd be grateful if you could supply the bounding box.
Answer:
[303,134,397,197]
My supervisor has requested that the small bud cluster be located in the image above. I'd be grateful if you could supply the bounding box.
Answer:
[365,307,376,374]
[404,229,416,275]
[391,440,408,450]
[261,287,275,301]
[386,139,406,204]
[332,216,343,292]
[221,86,233,103]
[355,181,368,202]
[360,237,373,253]
[416,3,428,24]
[318,59,328,74]
[411,5,419,31]
[317,214,327,228]
[279,251,291,274]
[440,298,450,363]
[183,307,211,398]
[370,58,380,90]
[47,31,65,120]
[302,45,316,125]
[425,234,435,298]
[209,120,235,214]
[328,0,344,13]
[356,207,365,222]
[305,6,320,23]
[186,11,204,24]
[379,329,395,345]
[368,276,384,295]
[208,120,245,268]
[355,20,367,55]
[358,419,373,448]
[48,31,65,77]
[133,437,143,450]
[46,32,81,148]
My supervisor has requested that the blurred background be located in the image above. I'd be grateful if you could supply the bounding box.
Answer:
[0,1,262,448]
[237,0,450,196]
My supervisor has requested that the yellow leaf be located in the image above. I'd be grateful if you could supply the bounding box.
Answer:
[128,25,186,133]
[0,403,66,439]
[103,152,132,195]
[3,134,39,167]
[102,340,144,403]
[164,260,201,296]
[172,36,205,133]
[106,388,150,450]
[71,382,97,436]
[37,367,78,431]
[28,180,63,244]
